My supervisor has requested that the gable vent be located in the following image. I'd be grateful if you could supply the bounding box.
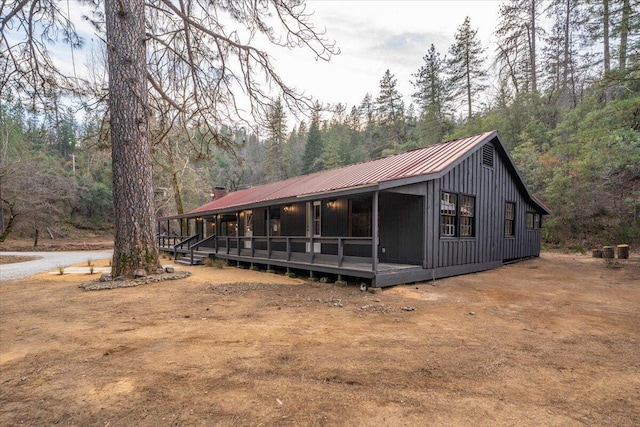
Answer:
[482,144,494,168]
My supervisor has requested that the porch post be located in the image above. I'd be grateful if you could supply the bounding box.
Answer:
[236,211,240,256]
[423,195,428,269]
[372,191,379,273]
[267,208,271,259]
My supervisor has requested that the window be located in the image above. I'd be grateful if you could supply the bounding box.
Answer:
[244,211,253,234]
[440,192,478,238]
[460,195,475,237]
[221,220,237,236]
[204,217,215,238]
[526,212,541,229]
[505,202,515,236]
[269,208,281,236]
[349,197,372,237]
[440,192,457,237]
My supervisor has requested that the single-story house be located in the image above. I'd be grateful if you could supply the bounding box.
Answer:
[158,130,549,287]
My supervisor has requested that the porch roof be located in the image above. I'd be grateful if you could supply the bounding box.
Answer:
[163,130,548,219]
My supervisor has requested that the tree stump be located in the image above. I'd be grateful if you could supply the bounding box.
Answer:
[602,246,615,259]
[617,244,629,260]
[592,249,603,258]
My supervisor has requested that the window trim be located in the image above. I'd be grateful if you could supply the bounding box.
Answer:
[526,211,542,230]
[312,201,321,237]
[440,191,458,238]
[459,194,475,237]
[504,201,516,237]
[440,191,476,239]
[348,197,372,237]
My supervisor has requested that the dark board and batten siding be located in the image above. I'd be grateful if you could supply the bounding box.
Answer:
[378,192,424,265]
[431,138,541,272]
[166,133,548,286]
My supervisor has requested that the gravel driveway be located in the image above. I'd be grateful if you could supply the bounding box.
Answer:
[0,251,112,281]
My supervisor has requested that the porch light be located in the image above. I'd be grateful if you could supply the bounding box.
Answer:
[327,200,337,208]
[284,204,293,213]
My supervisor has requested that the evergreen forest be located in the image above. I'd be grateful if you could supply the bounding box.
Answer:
[1,0,639,249]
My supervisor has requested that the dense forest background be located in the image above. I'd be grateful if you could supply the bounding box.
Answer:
[1,0,639,249]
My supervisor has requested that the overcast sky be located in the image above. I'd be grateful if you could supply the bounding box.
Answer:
[49,1,503,122]
[271,0,503,112]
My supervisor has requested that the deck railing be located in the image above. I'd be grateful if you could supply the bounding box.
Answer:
[157,234,189,249]
[208,235,373,269]
[172,234,199,260]
[159,234,376,271]
[188,234,218,265]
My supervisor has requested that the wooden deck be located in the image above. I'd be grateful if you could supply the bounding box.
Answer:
[160,241,424,287]
[159,235,503,287]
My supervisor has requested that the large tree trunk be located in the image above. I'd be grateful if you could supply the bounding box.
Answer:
[530,0,537,93]
[603,0,612,102]
[466,51,472,119]
[603,0,611,75]
[562,0,570,92]
[619,0,630,74]
[105,0,162,277]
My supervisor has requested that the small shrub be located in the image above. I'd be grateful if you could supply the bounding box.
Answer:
[87,259,93,267]
[204,258,214,267]
[334,280,347,287]
[89,265,95,275]
[213,259,226,269]
[57,266,65,275]
[285,272,296,278]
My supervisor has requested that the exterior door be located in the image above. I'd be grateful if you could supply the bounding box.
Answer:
[378,192,424,265]
[244,210,253,249]
[306,201,322,253]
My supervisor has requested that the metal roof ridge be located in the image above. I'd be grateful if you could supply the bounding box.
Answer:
[175,131,500,218]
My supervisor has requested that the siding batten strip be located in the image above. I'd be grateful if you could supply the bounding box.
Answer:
[372,191,379,274]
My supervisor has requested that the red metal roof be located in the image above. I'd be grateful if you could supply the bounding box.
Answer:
[188,131,498,215]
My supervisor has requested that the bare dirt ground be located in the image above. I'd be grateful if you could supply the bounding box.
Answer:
[0,234,114,252]
[1,252,639,426]
[0,255,40,265]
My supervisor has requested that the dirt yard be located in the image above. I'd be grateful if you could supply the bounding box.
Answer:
[1,252,639,426]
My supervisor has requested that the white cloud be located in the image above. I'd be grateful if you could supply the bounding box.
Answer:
[270,0,502,114]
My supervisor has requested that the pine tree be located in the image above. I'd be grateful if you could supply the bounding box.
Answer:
[447,17,488,119]
[2,0,338,277]
[412,44,451,143]
[302,104,324,174]
[494,0,540,94]
[264,98,289,181]
[376,70,405,124]
[412,44,449,117]
[543,0,592,108]
[358,94,376,159]
[375,69,405,156]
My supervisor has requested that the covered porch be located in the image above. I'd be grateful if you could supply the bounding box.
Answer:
[158,190,428,287]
